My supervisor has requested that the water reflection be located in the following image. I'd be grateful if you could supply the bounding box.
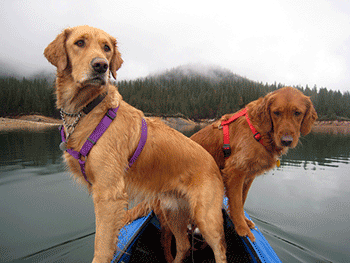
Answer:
[0,128,63,170]
[1,127,349,170]
[280,133,350,169]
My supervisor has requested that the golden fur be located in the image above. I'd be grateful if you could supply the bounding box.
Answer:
[190,87,318,241]
[44,26,227,263]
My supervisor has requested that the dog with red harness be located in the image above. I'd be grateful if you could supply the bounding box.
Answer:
[191,87,317,241]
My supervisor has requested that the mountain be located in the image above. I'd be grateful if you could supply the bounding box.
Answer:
[148,64,245,82]
[0,58,55,81]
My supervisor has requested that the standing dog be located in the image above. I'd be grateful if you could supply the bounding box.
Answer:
[44,26,227,263]
[191,87,317,241]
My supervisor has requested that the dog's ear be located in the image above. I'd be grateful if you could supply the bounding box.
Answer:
[300,97,318,135]
[109,37,123,79]
[249,93,274,133]
[44,28,71,72]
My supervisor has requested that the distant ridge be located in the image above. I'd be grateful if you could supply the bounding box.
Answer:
[148,63,245,82]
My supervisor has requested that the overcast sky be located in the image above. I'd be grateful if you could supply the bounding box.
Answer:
[1,0,349,92]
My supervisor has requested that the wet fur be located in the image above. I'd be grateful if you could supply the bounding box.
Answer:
[44,26,227,263]
[190,87,318,241]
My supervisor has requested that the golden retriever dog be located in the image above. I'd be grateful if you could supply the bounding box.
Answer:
[190,87,317,242]
[44,25,227,263]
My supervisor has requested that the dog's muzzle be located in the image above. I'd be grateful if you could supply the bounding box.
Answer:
[281,135,293,147]
[84,57,109,86]
[91,57,109,74]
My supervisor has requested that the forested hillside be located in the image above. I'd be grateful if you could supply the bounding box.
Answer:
[1,65,349,121]
[1,76,57,117]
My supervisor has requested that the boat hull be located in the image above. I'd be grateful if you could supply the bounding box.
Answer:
[112,197,281,262]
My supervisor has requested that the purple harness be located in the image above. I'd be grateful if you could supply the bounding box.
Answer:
[59,107,148,185]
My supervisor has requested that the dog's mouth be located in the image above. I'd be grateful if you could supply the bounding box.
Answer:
[82,75,107,86]
[279,134,297,148]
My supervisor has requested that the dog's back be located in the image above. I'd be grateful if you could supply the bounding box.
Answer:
[190,121,226,169]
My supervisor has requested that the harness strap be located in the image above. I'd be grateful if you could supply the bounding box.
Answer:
[60,107,148,185]
[220,108,248,127]
[60,107,119,185]
[80,108,117,157]
[128,118,148,168]
[220,108,263,159]
[221,109,247,158]
[244,113,262,142]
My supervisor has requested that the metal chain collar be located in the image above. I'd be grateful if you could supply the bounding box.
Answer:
[60,109,83,140]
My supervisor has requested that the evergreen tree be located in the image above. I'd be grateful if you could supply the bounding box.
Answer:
[1,69,349,121]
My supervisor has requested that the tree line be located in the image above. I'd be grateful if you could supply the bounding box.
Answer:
[118,75,350,121]
[1,74,349,121]
[0,76,58,118]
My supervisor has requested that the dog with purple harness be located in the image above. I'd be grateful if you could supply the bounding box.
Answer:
[44,25,227,263]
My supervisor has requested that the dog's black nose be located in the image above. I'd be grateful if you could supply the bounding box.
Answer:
[91,58,108,74]
[281,135,293,147]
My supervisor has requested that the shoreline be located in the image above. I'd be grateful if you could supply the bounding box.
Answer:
[0,115,62,132]
[1,115,350,135]
[311,120,350,135]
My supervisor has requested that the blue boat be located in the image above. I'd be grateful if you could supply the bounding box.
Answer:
[112,197,281,262]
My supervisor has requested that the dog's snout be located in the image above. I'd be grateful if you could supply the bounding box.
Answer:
[281,135,293,147]
[91,58,108,74]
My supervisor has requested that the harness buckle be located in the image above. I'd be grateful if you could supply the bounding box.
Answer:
[87,137,96,145]
[222,144,231,158]
[106,109,116,120]
[253,132,262,142]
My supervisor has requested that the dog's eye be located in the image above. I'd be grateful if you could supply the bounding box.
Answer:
[104,45,111,52]
[273,111,280,116]
[75,40,85,47]
[294,111,302,116]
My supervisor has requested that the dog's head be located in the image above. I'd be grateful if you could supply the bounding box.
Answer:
[250,87,317,149]
[44,25,123,86]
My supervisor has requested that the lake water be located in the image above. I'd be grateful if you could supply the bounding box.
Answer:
[0,128,349,263]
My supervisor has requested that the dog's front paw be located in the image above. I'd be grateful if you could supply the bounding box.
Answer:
[235,225,256,242]
[245,217,255,229]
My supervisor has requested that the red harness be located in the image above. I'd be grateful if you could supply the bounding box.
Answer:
[220,108,264,159]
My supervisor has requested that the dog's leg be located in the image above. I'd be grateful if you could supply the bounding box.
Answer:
[92,193,128,263]
[194,211,227,262]
[156,206,174,263]
[191,182,227,263]
[223,169,256,242]
[161,207,190,263]
[161,223,175,263]
[242,177,256,229]
[122,200,151,226]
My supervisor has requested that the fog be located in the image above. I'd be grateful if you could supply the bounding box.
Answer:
[0,0,349,92]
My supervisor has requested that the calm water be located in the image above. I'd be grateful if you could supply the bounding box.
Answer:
[0,128,349,263]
